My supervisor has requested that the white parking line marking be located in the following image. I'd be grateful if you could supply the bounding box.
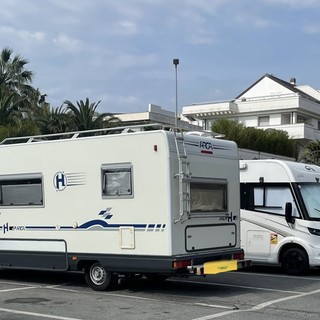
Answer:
[236,271,320,281]
[192,287,320,319]
[0,286,36,293]
[0,307,83,320]
[251,287,320,310]
[169,279,303,294]
[195,303,236,310]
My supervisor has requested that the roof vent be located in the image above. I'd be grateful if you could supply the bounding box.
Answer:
[290,77,296,85]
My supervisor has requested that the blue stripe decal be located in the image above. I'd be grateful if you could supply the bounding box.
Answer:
[5,209,165,233]
[26,226,57,230]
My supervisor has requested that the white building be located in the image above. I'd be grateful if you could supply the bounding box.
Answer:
[182,73,320,148]
[115,104,202,131]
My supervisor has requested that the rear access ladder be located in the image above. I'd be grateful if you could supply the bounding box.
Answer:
[174,130,191,223]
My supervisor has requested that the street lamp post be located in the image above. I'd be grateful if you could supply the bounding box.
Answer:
[173,58,179,127]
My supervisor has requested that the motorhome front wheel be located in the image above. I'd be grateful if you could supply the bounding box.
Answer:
[281,247,309,275]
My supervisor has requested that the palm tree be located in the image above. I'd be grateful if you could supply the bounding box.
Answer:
[34,104,75,134]
[0,47,34,96]
[64,98,119,131]
[0,121,40,143]
[0,87,22,126]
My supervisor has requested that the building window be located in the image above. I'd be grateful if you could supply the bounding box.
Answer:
[102,163,133,198]
[281,114,291,125]
[0,174,43,207]
[190,178,227,213]
[258,116,269,126]
[297,115,312,125]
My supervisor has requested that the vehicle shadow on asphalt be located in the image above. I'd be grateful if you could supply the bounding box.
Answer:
[0,266,319,295]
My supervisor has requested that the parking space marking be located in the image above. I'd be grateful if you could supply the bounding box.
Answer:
[236,271,320,281]
[194,303,237,310]
[0,286,35,293]
[192,287,320,319]
[169,279,303,294]
[251,287,320,311]
[0,307,83,320]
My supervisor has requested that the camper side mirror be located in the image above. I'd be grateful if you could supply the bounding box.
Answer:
[285,202,294,224]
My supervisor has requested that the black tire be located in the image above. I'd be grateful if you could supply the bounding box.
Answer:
[84,262,117,291]
[281,247,309,275]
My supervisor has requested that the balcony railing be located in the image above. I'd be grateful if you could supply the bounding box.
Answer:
[259,123,320,140]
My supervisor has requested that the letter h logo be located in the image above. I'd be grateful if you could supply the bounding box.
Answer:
[3,223,9,234]
[54,172,67,191]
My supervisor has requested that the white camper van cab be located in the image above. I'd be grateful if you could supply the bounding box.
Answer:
[240,159,320,275]
[0,124,249,290]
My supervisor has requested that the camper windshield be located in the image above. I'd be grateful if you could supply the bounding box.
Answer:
[298,183,320,220]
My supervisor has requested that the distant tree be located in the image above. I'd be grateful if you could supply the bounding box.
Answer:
[0,88,22,125]
[301,140,320,165]
[212,119,296,158]
[0,47,34,98]
[0,47,49,139]
[64,98,120,131]
[212,118,243,142]
[0,121,40,143]
[31,104,75,135]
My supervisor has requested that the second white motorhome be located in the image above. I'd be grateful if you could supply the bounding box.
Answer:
[0,124,249,290]
[240,159,320,275]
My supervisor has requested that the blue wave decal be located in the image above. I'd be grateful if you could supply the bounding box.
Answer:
[78,219,148,230]
[78,219,109,229]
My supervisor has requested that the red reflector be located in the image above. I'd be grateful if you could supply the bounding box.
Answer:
[201,150,213,154]
[172,260,191,269]
[154,145,158,152]
[233,252,244,260]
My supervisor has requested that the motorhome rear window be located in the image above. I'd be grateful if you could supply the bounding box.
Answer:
[102,164,133,198]
[0,175,43,206]
[190,179,227,213]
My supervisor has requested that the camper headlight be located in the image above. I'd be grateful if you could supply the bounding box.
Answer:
[308,228,320,236]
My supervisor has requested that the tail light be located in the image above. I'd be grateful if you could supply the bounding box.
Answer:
[233,252,244,260]
[172,260,191,269]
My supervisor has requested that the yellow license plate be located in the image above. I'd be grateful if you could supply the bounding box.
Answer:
[204,260,237,274]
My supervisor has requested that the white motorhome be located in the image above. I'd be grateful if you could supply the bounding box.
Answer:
[0,124,249,290]
[240,159,320,275]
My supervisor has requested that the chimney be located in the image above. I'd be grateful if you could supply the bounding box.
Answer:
[290,77,296,85]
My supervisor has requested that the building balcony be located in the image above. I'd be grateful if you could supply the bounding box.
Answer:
[259,123,320,141]
[182,101,237,120]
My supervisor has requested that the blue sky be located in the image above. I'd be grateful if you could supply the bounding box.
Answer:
[1,0,320,114]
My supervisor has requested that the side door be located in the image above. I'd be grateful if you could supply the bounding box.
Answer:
[240,183,299,259]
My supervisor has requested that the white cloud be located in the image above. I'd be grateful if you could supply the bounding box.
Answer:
[0,26,45,41]
[52,33,81,51]
[114,21,139,36]
[264,0,320,7]
[303,25,320,34]
[111,53,158,69]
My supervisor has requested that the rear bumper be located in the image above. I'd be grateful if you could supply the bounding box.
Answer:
[70,249,251,275]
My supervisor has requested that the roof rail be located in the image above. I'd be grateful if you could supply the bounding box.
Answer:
[0,123,177,145]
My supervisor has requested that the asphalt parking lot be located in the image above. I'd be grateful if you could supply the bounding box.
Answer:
[0,266,320,320]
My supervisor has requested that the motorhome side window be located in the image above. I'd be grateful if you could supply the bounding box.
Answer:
[0,175,43,207]
[102,164,133,198]
[246,184,299,217]
[190,179,227,213]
